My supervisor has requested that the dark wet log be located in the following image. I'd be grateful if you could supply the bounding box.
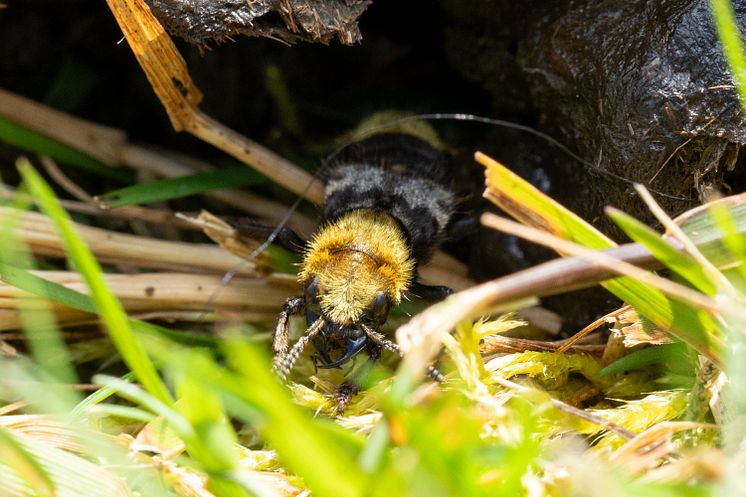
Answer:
[443,0,746,227]
[145,0,371,45]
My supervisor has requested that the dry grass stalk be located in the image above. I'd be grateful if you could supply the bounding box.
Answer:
[0,89,316,235]
[0,271,297,331]
[0,336,16,356]
[0,420,134,497]
[636,184,737,297]
[557,307,630,353]
[608,307,673,347]
[671,190,746,226]
[518,306,563,335]
[0,207,259,275]
[479,213,719,315]
[418,251,472,291]
[641,449,728,484]
[480,212,725,363]
[0,414,84,453]
[1,182,195,229]
[0,88,128,166]
[183,211,270,265]
[480,334,605,355]
[39,155,96,203]
[396,277,537,381]
[477,151,615,246]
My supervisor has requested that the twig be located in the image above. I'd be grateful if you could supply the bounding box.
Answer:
[39,155,96,203]
[647,117,716,185]
[648,137,693,184]
[480,213,719,314]
[481,333,606,355]
[556,306,630,353]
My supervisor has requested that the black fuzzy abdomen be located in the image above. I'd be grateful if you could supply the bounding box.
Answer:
[322,134,455,262]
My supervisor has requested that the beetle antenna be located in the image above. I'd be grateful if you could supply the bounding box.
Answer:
[361,324,445,383]
[343,112,688,201]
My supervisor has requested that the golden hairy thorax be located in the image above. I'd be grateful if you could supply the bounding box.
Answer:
[299,210,415,325]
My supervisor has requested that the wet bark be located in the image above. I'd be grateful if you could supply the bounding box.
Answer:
[145,0,371,45]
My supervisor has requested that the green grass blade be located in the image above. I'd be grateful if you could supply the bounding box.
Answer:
[71,372,134,419]
[481,151,615,249]
[0,262,96,313]
[96,370,250,497]
[97,166,265,208]
[0,117,130,181]
[710,0,746,109]
[0,354,81,414]
[43,57,97,112]
[680,202,746,268]
[86,404,156,423]
[607,207,716,294]
[173,362,241,473]
[18,158,173,406]
[0,427,152,497]
[0,194,77,385]
[98,360,250,497]
[599,342,688,377]
[702,203,746,284]
[92,375,192,436]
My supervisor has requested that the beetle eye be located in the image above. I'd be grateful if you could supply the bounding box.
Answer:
[370,291,391,325]
[304,276,321,325]
[304,276,319,302]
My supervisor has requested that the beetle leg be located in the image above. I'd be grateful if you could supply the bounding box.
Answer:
[273,297,304,359]
[446,217,478,241]
[335,344,382,415]
[226,217,306,255]
[335,381,358,415]
[274,317,325,380]
[407,282,453,301]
